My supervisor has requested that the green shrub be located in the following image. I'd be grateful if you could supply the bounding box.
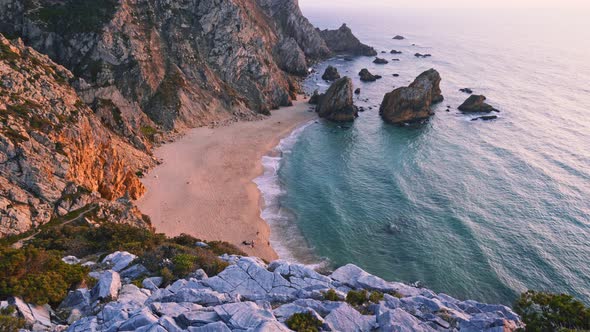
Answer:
[346,289,368,306]
[172,254,197,277]
[514,290,590,332]
[323,289,341,301]
[285,312,323,332]
[0,247,90,305]
[368,291,384,304]
[0,306,25,332]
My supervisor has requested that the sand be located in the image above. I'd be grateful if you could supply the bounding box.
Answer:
[136,98,315,261]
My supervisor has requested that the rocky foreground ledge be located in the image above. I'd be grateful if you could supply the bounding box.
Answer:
[2,251,523,331]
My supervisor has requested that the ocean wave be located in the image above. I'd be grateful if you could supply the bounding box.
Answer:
[254,121,326,268]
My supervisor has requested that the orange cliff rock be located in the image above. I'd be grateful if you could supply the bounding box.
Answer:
[0,35,149,236]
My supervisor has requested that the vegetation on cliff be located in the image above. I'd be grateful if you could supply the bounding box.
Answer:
[0,214,244,306]
[514,290,590,331]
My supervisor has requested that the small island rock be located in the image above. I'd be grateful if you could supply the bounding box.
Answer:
[316,77,359,122]
[380,69,444,124]
[359,68,379,82]
[373,57,389,64]
[393,35,405,40]
[458,95,499,113]
[322,65,341,81]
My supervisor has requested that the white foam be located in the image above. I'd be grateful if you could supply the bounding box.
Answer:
[254,121,325,266]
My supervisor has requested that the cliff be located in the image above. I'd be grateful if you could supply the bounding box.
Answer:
[0,0,377,238]
[0,35,150,236]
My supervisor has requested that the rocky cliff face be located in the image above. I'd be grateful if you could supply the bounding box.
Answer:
[12,250,524,331]
[0,35,150,236]
[0,0,376,237]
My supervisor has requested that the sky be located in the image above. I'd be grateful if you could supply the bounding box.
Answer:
[299,0,590,9]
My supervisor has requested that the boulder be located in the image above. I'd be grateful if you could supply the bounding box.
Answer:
[62,256,81,265]
[9,297,52,331]
[377,306,433,332]
[316,77,359,122]
[58,288,92,318]
[187,321,232,331]
[322,65,341,81]
[142,277,164,291]
[391,50,402,54]
[213,302,276,330]
[458,95,499,113]
[393,35,405,40]
[379,69,444,124]
[373,57,389,64]
[359,68,378,82]
[102,251,137,272]
[460,88,473,94]
[354,88,361,95]
[118,307,158,331]
[415,53,432,58]
[318,24,377,56]
[324,302,376,331]
[91,270,121,302]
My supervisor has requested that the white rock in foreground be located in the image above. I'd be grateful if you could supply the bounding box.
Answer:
[12,252,522,332]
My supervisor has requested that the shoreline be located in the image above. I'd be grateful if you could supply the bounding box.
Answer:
[136,98,315,261]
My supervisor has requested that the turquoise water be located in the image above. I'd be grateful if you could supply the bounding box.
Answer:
[258,7,590,305]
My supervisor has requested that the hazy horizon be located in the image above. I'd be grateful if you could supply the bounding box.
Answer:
[299,0,590,9]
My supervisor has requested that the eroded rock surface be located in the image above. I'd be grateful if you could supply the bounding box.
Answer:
[8,252,523,331]
[380,69,444,124]
[318,24,377,56]
[316,77,358,122]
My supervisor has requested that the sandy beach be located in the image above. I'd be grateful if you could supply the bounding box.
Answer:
[136,98,315,261]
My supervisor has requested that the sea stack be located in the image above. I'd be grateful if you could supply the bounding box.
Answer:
[322,65,341,81]
[316,77,359,122]
[458,95,499,113]
[318,24,378,56]
[359,68,379,82]
[379,69,443,124]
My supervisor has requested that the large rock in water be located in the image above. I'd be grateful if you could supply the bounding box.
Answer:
[458,95,499,113]
[380,69,444,124]
[318,24,377,56]
[359,68,378,82]
[322,65,341,81]
[316,77,358,122]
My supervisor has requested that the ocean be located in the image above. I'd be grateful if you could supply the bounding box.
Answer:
[255,6,590,305]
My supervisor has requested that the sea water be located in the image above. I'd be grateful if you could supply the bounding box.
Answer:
[256,7,590,305]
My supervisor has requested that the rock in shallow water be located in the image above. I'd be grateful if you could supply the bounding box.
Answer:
[379,69,444,124]
[459,95,500,113]
[316,77,359,122]
[321,65,341,81]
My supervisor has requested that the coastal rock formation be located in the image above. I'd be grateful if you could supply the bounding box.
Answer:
[460,88,474,94]
[458,95,499,113]
[471,115,498,121]
[373,57,389,64]
[393,35,405,40]
[0,35,150,236]
[322,65,341,81]
[355,88,361,95]
[359,68,379,82]
[318,24,378,56]
[0,0,376,238]
[380,69,444,124]
[11,251,523,331]
[308,90,321,105]
[391,49,402,54]
[316,77,358,122]
[274,38,309,76]
[415,53,433,58]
